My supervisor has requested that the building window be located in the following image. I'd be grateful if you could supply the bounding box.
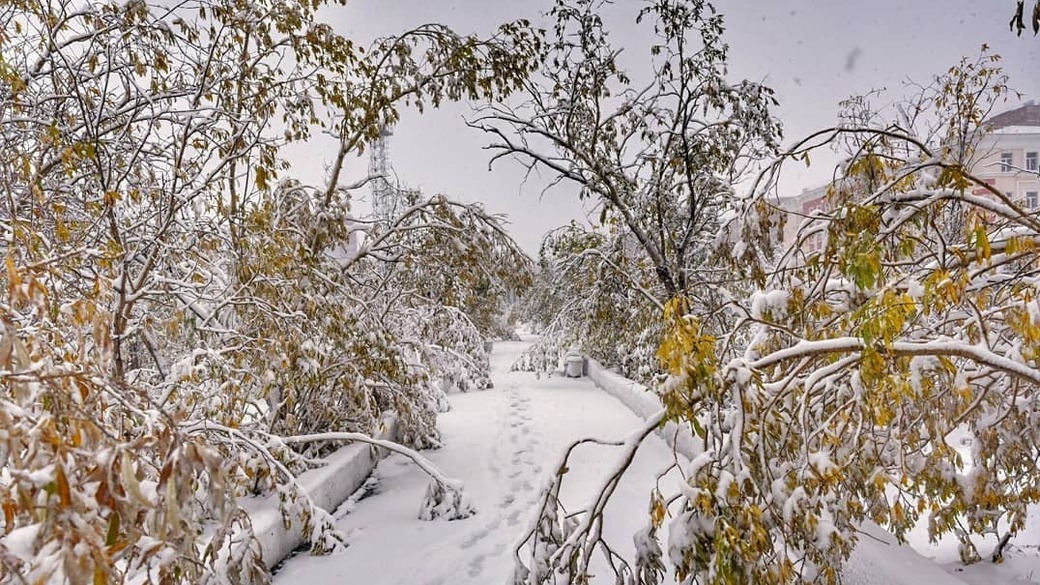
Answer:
[1001,152,1014,172]
[1028,191,1039,209]
[807,231,824,253]
[1028,152,1038,172]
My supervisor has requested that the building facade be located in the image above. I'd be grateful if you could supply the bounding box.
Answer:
[778,184,830,254]
[972,101,1040,209]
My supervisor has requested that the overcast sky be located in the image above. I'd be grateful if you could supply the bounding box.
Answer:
[299,0,1040,254]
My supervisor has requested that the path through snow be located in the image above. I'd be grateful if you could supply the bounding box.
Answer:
[273,338,678,584]
[274,338,1035,584]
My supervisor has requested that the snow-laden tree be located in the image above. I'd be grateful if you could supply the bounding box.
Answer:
[516,222,663,382]
[474,0,781,377]
[511,36,1040,585]
[687,52,1038,576]
[0,0,539,581]
[252,190,533,450]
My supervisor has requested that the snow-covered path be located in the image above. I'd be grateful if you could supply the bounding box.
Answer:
[274,338,678,584]
[273,338,1034,585]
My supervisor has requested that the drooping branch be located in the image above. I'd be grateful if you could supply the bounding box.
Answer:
[279,431,476,520]
[513,409,667,583]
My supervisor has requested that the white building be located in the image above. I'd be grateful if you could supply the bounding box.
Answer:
[778,101,1040,252]
[972,101,1040,209]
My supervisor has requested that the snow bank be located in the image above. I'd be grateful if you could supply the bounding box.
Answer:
[586,359,699,460]
[242,415,399,569]
[843,523,973,585]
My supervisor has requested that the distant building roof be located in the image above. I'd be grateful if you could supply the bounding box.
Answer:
[776,183,829,205]
[990,125,1040,135]
[985,101,1040,130]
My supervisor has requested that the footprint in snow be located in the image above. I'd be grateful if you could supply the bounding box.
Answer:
[507,508,524,526]
[460,518,502,549]
[467,558,483,578]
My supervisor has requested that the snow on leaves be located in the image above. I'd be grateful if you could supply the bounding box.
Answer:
[514,28,1040,585]
[0,0,538,582]
[702,49,1040,581]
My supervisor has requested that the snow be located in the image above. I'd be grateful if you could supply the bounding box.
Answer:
[273,338,679,584]
[241,414,398,569]
[906,277,925,300]
[750,289,791,319]
[1,523,41,561]
[586,358,701,459]
[990,126,1040,135]
[842,523,973,585]
[272,338,1040,584]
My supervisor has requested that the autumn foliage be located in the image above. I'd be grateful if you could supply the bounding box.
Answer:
[0,0,537,582]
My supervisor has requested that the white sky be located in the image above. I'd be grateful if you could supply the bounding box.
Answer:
[296,0,1040,254]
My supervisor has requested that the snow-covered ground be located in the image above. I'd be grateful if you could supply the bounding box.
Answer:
[274,338,1040,584]
[902,510,1040,585]
[274,338,679,584]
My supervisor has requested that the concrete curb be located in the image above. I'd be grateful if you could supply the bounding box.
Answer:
[242,415,398,570]
[585,358,699,460]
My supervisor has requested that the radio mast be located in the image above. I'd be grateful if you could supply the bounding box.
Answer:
[369,126,396,223]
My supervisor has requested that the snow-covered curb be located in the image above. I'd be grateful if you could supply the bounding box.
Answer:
[244,416,398,570]
[585,359,699,460]
[583,360,972,585]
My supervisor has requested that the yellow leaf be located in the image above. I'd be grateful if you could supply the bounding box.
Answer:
[56,465,71,509]
[650,490,666,529]
[120,453,153,507]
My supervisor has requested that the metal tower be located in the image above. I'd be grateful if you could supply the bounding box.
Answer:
[369,126,397,223]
